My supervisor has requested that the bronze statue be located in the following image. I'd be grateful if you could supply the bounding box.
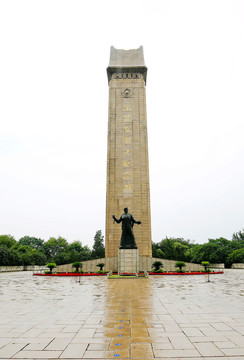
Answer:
[112,208,141,249]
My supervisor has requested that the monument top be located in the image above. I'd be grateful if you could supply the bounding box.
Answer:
[107,46,147,84]
[109,46,146,67]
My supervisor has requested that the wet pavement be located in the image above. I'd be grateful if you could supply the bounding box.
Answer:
[0,269,243,359]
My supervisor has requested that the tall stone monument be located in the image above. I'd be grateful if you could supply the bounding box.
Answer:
[105,46,152,260]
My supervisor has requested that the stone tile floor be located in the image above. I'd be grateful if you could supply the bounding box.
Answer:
[0,269,243,359]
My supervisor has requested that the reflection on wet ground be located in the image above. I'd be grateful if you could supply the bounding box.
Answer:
[0,269,243,359]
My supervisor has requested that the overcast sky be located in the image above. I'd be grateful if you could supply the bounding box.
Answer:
[1,0,244,247]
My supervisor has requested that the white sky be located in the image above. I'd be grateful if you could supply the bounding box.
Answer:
[0,0,244,247]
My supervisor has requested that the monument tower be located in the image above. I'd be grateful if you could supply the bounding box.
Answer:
[105,46,152,259]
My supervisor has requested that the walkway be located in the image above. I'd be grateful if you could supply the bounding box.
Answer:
[0,270,243,359]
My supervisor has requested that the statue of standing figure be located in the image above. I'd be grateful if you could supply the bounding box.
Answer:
[112,207,141,249]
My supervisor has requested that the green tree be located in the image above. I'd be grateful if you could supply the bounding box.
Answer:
[18,236,45,251]
[11,244,41,266]
[44,237,69,262]
[31,250,47,265]
[191,239,230,264]
[152,261,163,272]
[152,242,159,257]
[226,248,244,267]
[96,262,105,271]
[173,242,189,261]
[68,241,92,263]
[0,234,16,248]
[72,261,82,272]
[156,248,165,258]
[80,245,92,261]
[0,245,13,265]
[153,237,193,261]
[201,261,210,271]
[232,229,244,242]
[92,230,105,259]
[46,262,56,273]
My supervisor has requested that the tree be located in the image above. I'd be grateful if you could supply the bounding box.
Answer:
[72,261,82,272]
[18,236,45,251]
[92,230,105,259]
[232,229,244,242]
[79,245,92,261]
[227,248,244,267]
[201,261,210,271]
[153,237,193,261]
[0,234,16,248]
[156,248,165,258]
[44,237,69,262]
[69,241,83,253]
[68,242,92,263]
[152,261,163,272]
[31,250,47,265]
[96,262,105,271]
[0,245,12,265]
[173,242,189,261]
[46,262,56,273]
[12,244,35,266]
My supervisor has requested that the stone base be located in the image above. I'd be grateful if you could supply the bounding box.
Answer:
[118,249,139,274]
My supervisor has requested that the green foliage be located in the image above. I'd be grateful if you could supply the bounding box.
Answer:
[92,230,105,259]
[232,229,244,242]
[152,261,163,271]
[72,261,82,272]
[226,248,244,267]
[0,234,16,248]
[153,237,193,262]
[0,232,95,266]
[190,238,238,266]
[44,237,69,263]
[2,227,244,268]
[96,262,105,271]
[0,240,47,266]
[46,262,56,273]
[201,261,210,271]
[18,236,45,251]
[175,261,186,272]
[0,245,17,265]
[68,243,92,263]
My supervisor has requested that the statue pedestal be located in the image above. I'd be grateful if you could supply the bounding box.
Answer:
[118,249,139,274]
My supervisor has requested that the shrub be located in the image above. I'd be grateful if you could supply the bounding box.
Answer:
[201,261,210,271]
[46,262,56,273]
[152,261,163,272]
[96,263,105,271]
[71,269,84,274]
[72,261,83,272]
[175,261,186,272]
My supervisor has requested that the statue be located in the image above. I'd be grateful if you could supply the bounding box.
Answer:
[112,208,141,249]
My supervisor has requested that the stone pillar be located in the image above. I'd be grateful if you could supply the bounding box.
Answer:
[118,249,139,274]
[105,46,152,258]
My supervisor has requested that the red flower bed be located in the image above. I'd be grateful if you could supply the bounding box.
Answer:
[33,271,224,277]
[33,273,107,276]
[148,271,223,275]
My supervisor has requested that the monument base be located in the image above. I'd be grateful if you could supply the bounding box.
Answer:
[118,249,139,274]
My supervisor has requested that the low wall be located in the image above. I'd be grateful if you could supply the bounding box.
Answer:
[231,263,244,269]
[210,263,225,269]
[0,266,47,273]
[56,257,204,273]
[140,257,203,272]
[57,257,118,273]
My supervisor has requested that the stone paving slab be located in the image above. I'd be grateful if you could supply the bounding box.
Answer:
[0,269,243,359]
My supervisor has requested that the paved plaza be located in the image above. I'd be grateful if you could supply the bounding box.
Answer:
[0,270,243,359]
